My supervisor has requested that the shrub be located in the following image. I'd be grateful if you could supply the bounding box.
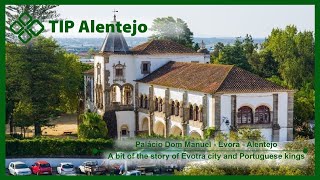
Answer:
[6,138,113,157]
[204,127,216,139]
[78,112,108,139]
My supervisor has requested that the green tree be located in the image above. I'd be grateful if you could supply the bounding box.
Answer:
[6,43,30,134]
[149,17,194,48]
[12,100,34,138]
[262,25,314,89]
[6,36,89,136]
[212,42,224,58]
[193,43,200,51]
[249,50,279,78]
[6,5,59,42]
[59,53,83,112]
[78,112,108,139]
[214,38,252,71]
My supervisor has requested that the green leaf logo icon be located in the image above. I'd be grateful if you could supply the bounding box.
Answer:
[9,12,45,43]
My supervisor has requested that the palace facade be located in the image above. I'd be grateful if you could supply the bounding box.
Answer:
[83,17,294,142]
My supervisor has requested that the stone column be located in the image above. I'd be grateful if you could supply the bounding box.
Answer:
[182,91,188,137]
[104,88,111,111]
[214,94,221,131]
[149,85,154,135]
[134,83,139,135]
[231,95,237,129]
[272,94,280,142]
[164,88,170,137]
[120,86,124,105]
[287,91,294,141]
[201,94,208,133]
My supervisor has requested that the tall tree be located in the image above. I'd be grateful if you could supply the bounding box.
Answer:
[262,25,314,89]
[249,50,279,78]
[6,5,59,42]
[149,17,194,48]
[12,100,34,138]
[214,38,252,71]
[6,36,88,136]
[59,53,83,113]
[212,42,224,58]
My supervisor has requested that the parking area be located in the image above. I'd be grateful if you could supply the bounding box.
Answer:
[6,158,176,176]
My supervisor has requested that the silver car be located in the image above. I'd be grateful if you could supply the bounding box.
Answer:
[8,161,31,176]
[57,163,75,175]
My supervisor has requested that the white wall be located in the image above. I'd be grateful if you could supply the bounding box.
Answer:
[116,111,135,139]
[107,55,136,85]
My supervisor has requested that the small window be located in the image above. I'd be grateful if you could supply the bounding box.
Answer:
[115,68,123,77]
[143,64,148,72]
[141,61,150,74]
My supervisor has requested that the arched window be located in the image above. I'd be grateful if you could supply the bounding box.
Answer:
[123,85,132,105]
[175,102,180,116]
[189,105,193,120]
[144,96,149,109]
[171,101,175,115]
[195,106,199,121]
[255,106,270,124]
[154,98,159,111]
[140,95,144,108]
[159,98,163,112]
[237,106,253,124]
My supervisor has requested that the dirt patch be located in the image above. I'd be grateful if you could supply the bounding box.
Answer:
[6,114,79,138]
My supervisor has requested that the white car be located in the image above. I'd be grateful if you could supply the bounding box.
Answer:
[8,161,31,176]
[78,161,97,174]
[124,170,141,176]
[57,163,75,175]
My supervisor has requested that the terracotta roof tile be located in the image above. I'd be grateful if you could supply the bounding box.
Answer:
[137,62,290,94]
[216,66,288,93]
[131,39,196,54]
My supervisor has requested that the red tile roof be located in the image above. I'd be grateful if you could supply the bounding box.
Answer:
[131,39,197,54]
[137,62,290,94]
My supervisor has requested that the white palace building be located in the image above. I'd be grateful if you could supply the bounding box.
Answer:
[83,16,294,142]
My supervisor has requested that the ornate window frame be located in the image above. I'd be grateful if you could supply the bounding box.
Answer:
[113,61,126,82]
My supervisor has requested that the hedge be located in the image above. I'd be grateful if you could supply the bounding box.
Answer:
[6,138,113,157]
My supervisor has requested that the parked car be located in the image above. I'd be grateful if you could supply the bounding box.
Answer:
[57,162,75,175]
[8,161,31,176]
[124,170,141,176]
[30,161,52,175]
[136,165,160,175]
[79,161,106,175]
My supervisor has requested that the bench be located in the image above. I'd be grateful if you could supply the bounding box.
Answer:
[63,131,72,135]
